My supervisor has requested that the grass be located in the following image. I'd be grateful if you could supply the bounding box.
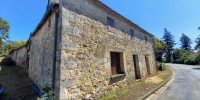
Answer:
[0,65,39,100]
[97,89,129,100]
[0,57,3,63]
[96,66,172,100]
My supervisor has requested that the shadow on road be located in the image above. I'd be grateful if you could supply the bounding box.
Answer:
[193,68,200,70]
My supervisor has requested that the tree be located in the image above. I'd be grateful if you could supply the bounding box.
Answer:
[195,27,200,50]
[0,18,9,47]
[180,33,192,51]
[153,37,166,62]
[0,40,27,55]
[162,28,175,63]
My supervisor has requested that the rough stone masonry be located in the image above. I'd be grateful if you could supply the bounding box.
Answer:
[8,0,157,99]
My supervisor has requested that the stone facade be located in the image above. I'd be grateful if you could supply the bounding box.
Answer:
[10,46,27,68]
[8,0,156,99]
[57,0,156,99]
[28,13,56,90]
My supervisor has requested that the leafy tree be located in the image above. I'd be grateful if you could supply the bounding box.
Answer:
[0,40,27,55]
[173,49,181,63]
[173,49,199,65]
[0,18,10,47]
[195,27,200,50]
[180,33,192,51]
[162,28,175,63]
[153,37,166,62]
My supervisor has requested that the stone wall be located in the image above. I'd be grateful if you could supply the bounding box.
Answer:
[58,0,156,99]
[28,13,55,90]
[10,46,27,68]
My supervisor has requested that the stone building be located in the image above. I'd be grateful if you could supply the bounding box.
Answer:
[9,0,157,99]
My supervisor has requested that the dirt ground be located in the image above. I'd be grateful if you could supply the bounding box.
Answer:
[98,67,172,100]
[0,65,39,100]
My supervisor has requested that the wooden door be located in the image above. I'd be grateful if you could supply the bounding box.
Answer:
[145,56,151,76]
[111,52,121,75]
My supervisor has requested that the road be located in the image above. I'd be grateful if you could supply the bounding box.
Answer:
[157,64,200,100]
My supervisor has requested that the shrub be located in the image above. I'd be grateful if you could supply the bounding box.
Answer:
[156,62,167,71]
[37,88,57,100]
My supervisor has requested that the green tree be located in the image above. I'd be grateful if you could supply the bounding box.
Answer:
[173,49,181,63]
[195,27,200,50]
[153,37,166,62]
[0,40,27,55]
[180,33,192,51]
[0,18,10,47]
[162,28,176,63]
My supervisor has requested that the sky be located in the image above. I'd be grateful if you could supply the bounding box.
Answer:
[0,0,200,49]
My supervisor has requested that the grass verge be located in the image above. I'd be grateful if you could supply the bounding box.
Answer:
[0,65,39,100]
[97,65,172,100]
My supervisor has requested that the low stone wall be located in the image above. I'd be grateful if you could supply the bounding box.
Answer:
[9,46,27,68]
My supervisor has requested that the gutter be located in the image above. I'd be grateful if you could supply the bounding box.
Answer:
[51,3,59,90]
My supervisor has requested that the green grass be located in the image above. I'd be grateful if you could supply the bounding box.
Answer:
[96,89,129,100]
[0,57,3,62]
[96,65,172,100]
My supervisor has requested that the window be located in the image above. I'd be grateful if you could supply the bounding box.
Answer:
[144,36,147,42]
[48,19,51,28]
[107,17,114,27]
[130,29,135,39]
[110,52,124,76]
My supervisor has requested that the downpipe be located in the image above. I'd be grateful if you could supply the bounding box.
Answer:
[51,4,59,90]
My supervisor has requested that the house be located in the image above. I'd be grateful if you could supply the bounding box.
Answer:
[8,0,157,99]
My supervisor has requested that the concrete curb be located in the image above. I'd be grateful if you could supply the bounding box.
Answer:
[139,67,176,100]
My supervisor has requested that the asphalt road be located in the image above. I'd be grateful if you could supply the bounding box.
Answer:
[157,64,200,100]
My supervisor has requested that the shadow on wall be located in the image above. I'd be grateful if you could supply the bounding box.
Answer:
[193,68,200,70]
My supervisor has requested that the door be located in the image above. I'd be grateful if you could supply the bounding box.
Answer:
[111,52,121,75]
[133,55,141,79]
[145,56,151,76]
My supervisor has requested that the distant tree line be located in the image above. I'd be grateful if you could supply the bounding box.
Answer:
[0,18,26,55]
[154,27,200,65]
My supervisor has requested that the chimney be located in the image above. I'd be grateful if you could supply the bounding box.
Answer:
[48,0,59,5]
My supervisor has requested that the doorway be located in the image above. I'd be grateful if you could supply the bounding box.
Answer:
[145,56,151,76]
[133,55,141,79]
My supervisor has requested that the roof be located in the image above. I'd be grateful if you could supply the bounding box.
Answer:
[31,3,59,37]
[9,44,27,54]
[8,4,59,55]
[91,0,154,37]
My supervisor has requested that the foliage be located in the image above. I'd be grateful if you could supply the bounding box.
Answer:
[0,18,10,47]
[180,33,192,51]
[162,28,176,63]
[37,88,57,100]
[153,37,166,62]
[156,62,168,71]
[195,36,200,50]
[0,40,27,55]
[173,49,199,65]
[195,27,200,50]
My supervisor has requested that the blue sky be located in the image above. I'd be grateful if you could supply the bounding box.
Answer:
[0,0,200,49]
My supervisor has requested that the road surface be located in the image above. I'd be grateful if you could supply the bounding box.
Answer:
[157,64,200,100]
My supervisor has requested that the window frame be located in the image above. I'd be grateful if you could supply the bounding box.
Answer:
[130,29,135,39]
[144,36,148,43]
[107,16,115,27]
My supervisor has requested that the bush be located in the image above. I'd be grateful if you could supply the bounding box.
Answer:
[0,57,15,65]
[37,88,57,100]
[156,62,168,71]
